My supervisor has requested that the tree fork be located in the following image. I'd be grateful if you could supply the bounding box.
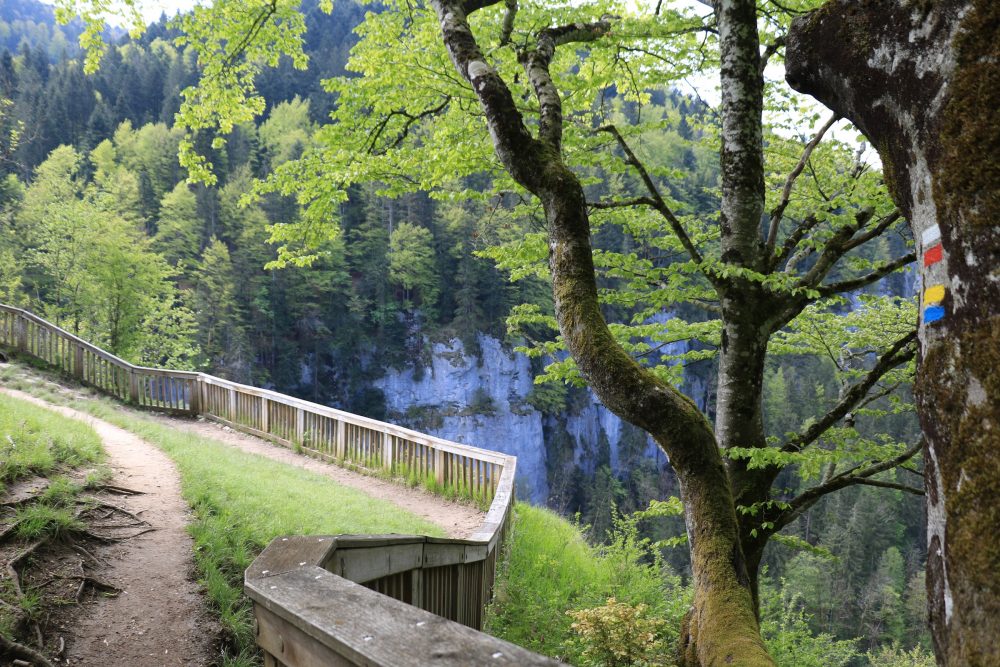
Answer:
[430,0,774,663]
[786,2,1000,665]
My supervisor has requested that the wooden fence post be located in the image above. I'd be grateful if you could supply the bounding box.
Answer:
[383,435,394,473]
[16,315,27,353]
[435,448,445,486]
[74,344,84,380]
[336,421,346,459]
[129,370,139,404]
[189,377,201,415]
[296,408,305,445]
[261,397,269,434]
[411,569,423,609]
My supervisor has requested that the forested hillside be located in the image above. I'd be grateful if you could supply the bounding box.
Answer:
[0,0,933,660]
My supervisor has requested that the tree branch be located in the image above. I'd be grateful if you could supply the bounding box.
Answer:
[461,0,504,14]
[766,113,839,258]
[758,37,785,76]
[432,0,544,190]
[499,0,517,45]
[815,252,916,296]
[588,196,656,210]
[794,208,873,287]
[776,213,821,269]
[850,478,924,495]
[597,124,704,264]
[840,209,903,253]
[365,98,451,155]
[766,440,924,536]
[222,0,278,69]
[520,20,612,151]
[782,330,917,453]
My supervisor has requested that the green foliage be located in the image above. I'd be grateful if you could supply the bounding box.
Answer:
[192,237,249,379]
[567,598,669,667]
[525,381,568,414]
[389,221,439,313]
[487,504,690,663]
[8,145,199,364]
[258,96,314,167]
[865,643,937,667]
[759,583,859,667]
[153,182,202,267]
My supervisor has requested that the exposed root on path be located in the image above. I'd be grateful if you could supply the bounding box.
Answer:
[0,633,56,667]
[0,485,153,665]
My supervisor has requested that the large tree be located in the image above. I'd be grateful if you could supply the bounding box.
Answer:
[785,2,1000,665]
[65,0,926,663]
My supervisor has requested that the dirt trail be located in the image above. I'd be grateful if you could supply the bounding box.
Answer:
[0,388,218,667]
[148,413,486,539]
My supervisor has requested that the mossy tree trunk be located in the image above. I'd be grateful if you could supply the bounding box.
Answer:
[786,2,1000,665]
[430,1,775,664]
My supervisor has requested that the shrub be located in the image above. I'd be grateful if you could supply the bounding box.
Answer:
[568,597,669,667]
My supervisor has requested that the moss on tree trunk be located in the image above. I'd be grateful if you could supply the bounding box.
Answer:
[787,2,1000,664]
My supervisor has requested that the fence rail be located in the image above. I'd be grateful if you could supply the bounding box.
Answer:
[0,303,544,666]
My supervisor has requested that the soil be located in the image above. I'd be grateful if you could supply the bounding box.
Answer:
[147,413,486,539]
[1,389,219,667]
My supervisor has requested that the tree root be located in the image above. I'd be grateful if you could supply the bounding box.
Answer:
[78,500,148,525]
[0,481,152,665]
[57,574,120,595]
[90,484,144,496]
[0,520,20,542]
[0,634,56,667]
[70,543,105,567]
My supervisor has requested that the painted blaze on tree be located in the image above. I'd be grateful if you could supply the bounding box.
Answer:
[787,1,1000,665]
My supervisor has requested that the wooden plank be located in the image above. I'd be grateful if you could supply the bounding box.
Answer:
[246,568,565,667]
[189,377,201,414]
[255,605,355,667]
[383,435,394,472]
[245,535,337,581]
[74,344,83,380]
[332,543,425,583]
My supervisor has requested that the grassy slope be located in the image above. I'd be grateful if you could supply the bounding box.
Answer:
[2,366,890,666]
[0,392,104,488]
[487,503,690,664]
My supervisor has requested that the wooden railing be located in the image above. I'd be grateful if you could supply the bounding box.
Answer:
[0,303,552,666]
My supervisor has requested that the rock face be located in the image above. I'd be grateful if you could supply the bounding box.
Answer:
[374,334,693,504]
[374,335,548,502]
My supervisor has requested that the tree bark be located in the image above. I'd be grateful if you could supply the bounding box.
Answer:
[786,3,1000,665]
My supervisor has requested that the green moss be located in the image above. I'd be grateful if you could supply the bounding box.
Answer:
[936,0,1000,230]
[917,315,1000,665]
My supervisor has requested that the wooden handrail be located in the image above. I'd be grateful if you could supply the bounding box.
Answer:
[0,303,540,666]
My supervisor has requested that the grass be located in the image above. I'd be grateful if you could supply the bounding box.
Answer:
[390,460,493,511]
[0,392,105,487]
[14,501,83,540]
[486,503,691,664]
